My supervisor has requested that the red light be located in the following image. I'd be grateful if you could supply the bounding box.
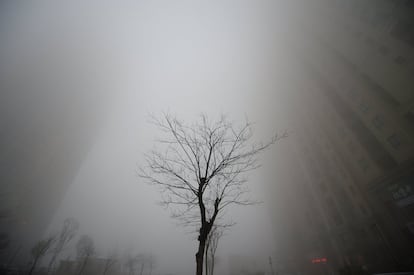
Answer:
[311,257,327,264]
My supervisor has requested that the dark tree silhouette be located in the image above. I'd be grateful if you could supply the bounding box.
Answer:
[139,113,284,275]
[47,218,79,274]
[76,235,95,275]
[137,253,156,275]
[137,253,145,275]
[102,250,118,275]
[28,236,56,275]
[125,253,139,275]
[147,254,156,275]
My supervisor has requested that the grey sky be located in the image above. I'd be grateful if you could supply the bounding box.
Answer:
[2,1,302,274]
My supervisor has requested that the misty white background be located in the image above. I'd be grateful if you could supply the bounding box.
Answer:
[1,1,303,274]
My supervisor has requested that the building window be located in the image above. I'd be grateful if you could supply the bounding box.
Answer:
[387,133,402,149]
[364,37,374,46]
[358,157,369,172]
[319,181,327,193]
[372,115,384,130]
[349,185,357,196]
[334,215,344,226]
[394,56,408,66]
[359,102,369,114]
[348,140,357,153]
[341,168,347,179]
[359,203,369,216]
[326,198,344,226]
[325,141,332,152]
[353,30,362,39]
[404,112,414,129]
[347,89,357,99]
[313,168,320,179]
[306,212,314,226]
[378,45,389,56]
[390,21,414,48]
[338,127,347,138]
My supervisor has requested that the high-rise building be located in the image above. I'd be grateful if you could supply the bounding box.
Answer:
[270,1,414,273]
[0,3,113,265]
[0,89,105,267]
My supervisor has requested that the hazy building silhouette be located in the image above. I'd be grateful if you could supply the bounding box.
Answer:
[0,86,107,268]
[270,0,414,274]
[0,19,111,266]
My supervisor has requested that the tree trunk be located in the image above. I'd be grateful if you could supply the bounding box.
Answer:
[205,255,208,275]
[28,257,39,275]
[205,241,209,275]
[78,257,89,275]
[47,252,58,274]
[103,264,109,275]
[196,238,206,275]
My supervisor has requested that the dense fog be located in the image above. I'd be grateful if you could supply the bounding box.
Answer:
[1,1,414,275]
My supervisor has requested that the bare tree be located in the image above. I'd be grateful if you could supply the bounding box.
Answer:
[137,253,157,275]
[205,226,223,275]
[268,256,275,275]
[124,253,139,275]
[147,254,156,275]
[137,253,146,275]
[139,114,284,275]
[76,235,95,275]
[102,250,118,275]
[47,218,79,274]
[28,236,56,275]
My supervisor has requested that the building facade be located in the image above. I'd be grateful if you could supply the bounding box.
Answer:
[270,0,414,273]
